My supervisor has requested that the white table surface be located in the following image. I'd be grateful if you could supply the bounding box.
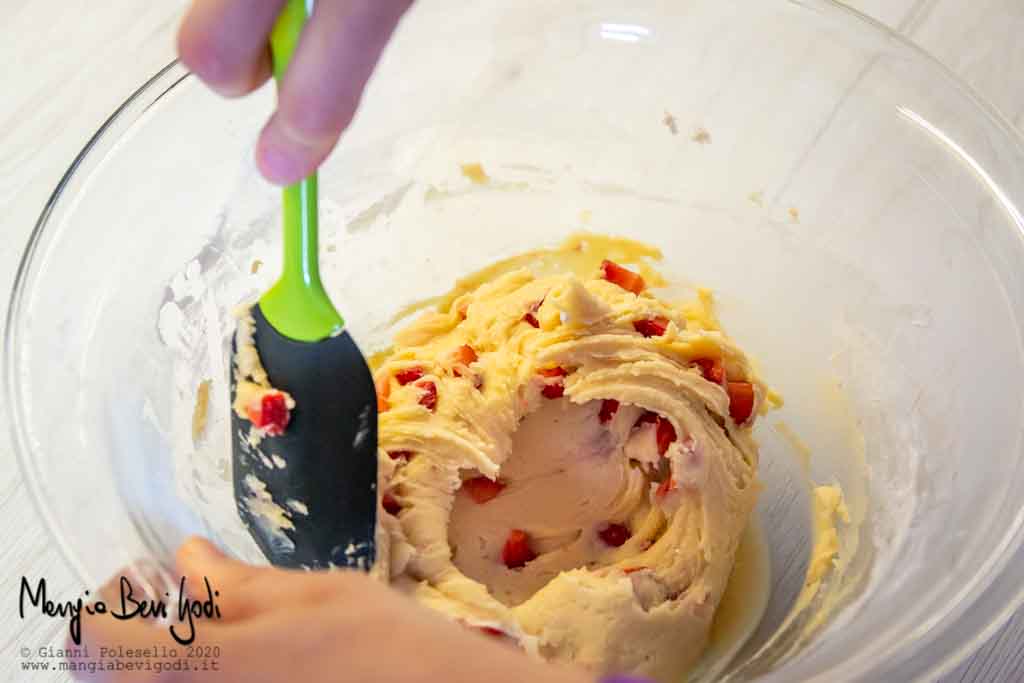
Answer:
[2,1,1024,681]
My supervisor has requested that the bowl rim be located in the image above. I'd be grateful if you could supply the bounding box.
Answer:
[6,2,1024,681]
[4,59,189,587]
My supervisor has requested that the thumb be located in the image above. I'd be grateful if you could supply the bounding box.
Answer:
[255,0,413,185]
[175,536,269,594]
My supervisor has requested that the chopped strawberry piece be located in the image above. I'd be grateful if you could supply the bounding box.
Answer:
[694,358,725,384]
[635,410,659,427]
[460,621,507,638]
[522,299,545,328]
[727,381,755,424]
[598,523,631,547]
[463,623,518,645]
[462,476,506,504]
[453,344,478,365]
[541,383,564,399]
[248,392,291,436]
[416,380,438,412]
[656,418,677,456]
[598,399,620,424]
[375,376,390,413]
[600,259,645,294]
[395,367,425,386]
[656,477,676,498]
[634,411,676,455]
[633,316,669,337]
[388,450,413,461]
[502,529,537,569]
[452,345,480,381]
[539,367,568,399]
[262,393,291,435]
[623,566,647,575]
[382,493,401,515]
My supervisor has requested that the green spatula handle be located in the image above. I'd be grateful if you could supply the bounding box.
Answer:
[260,0,344,343]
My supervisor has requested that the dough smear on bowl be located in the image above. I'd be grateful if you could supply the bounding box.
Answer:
[373,251,764,682]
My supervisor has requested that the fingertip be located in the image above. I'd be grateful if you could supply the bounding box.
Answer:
[176,14,228,89]
[253,0,412,185]
[176,536,226,571]
[176,9,272,97]
[255,114,333,186]
[178,38,264,97]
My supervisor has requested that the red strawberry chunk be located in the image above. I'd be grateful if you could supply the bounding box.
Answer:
[248,392,291,436]
[416,380,438,412]
[502,529,537,569]
[462,476,506,504]
[541,383,564,399]
[635,410,659,427]
[395,367,425,386]
[633,316,669,338]
[541,384,564,399]
[522,299,545,328]
[634,411,676,455]
[453,344,478,366]
[656,477,676,498]
[375,376,390,413]
[461,623,518,646]
[451,346,483,389]
[388,450,413,461]
[479,626,507,638]
[598,399,620,424]
[727,381,755,424]
[693,358,725,384]
[656,418,677,456]
[600,259,645,294]
[623,566,647,575]
[539,367,568,399]
[461,621,510,639]
[598,523,631,547]
[382,493,401,516]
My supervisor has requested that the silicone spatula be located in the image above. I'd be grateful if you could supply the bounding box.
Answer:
[230,0,377,570]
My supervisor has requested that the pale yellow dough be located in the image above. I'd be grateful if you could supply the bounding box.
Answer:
[373,241,765,682]
[230,306,296,445]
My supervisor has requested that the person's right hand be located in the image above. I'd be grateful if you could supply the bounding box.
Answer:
[177,0,413,186]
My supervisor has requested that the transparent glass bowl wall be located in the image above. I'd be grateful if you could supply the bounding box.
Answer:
[6,1,1024,681]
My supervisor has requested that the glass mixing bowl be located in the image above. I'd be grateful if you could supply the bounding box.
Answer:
[6,0,1024,680]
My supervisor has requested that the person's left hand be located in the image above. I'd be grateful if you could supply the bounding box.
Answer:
[68,536,593,683]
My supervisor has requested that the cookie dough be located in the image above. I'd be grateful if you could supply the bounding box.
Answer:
[232,306,295,442]
[373,242,764,682]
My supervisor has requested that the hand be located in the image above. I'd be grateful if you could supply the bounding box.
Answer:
[177,0,413,185]
[70,537,593,683]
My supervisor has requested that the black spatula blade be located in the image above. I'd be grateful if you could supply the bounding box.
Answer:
[231,304,377,570]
